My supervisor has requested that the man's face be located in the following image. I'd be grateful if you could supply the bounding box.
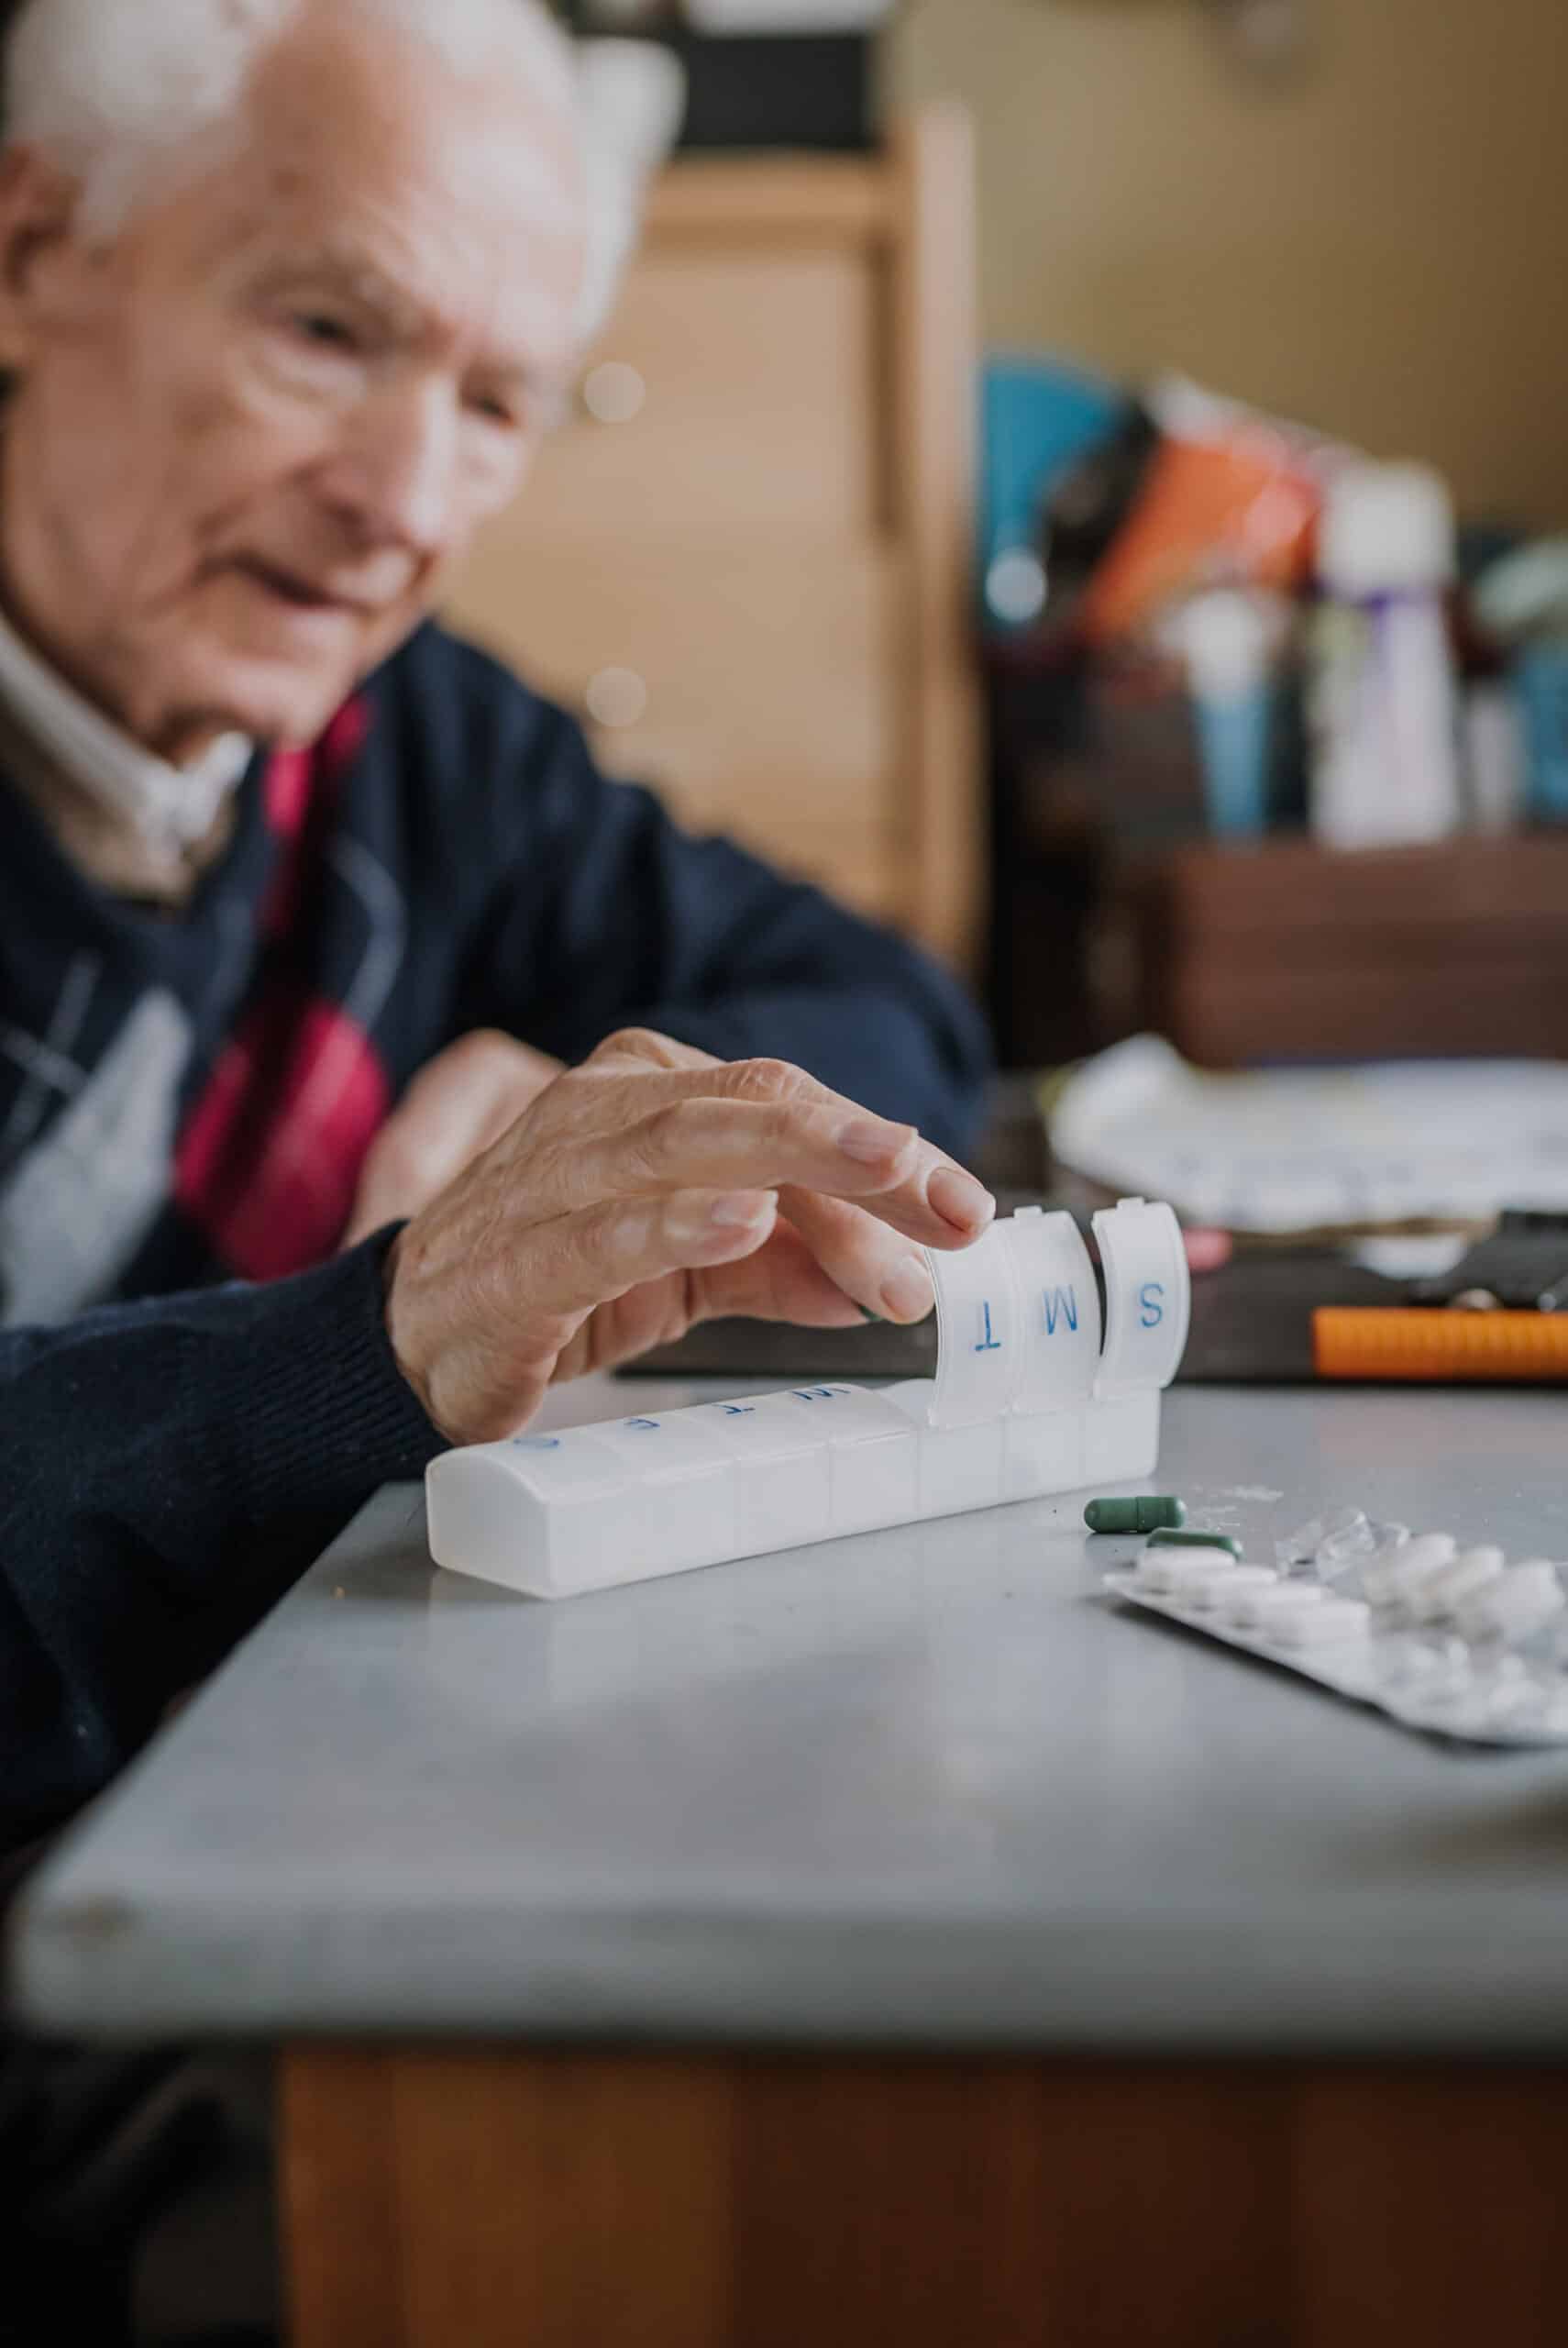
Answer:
[0,13,586,759]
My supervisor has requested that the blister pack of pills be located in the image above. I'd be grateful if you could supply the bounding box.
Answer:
[1107,1511,1568,1747]
[428,1199,1190,1599]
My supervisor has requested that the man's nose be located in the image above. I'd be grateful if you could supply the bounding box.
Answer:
[316,381,459,556]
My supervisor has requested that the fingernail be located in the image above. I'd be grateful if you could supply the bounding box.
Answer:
[836,1115,912,1167]
[880,1256,936,1323]
[927,1165,995,1233]
[709,1191,773,1231]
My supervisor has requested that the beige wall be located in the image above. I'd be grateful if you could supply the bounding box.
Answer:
[888,0,1568,526]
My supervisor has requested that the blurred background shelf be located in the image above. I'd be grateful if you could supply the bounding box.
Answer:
[445,112,984,968]
[987,625,1568,1071]
[1146,834,1568,1066]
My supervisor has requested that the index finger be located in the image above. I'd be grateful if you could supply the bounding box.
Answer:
[576,1030,997,1249]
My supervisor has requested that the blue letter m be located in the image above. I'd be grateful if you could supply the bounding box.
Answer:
[1043,1285,1079,1336]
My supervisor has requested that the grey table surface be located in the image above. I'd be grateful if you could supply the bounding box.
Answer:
[13,1379,1568,2054]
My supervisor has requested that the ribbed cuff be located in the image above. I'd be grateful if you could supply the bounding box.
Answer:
[191,1228,447,1528]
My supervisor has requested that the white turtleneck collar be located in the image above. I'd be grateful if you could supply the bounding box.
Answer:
[0,595,253,855]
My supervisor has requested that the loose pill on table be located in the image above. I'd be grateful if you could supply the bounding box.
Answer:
[1269,1597,1372,1648]
[1084,1495,1187,1534]
[1144,1528,1243,1558]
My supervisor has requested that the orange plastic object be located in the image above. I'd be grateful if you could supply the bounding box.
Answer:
[1080,432,1320,647]
[1313,1309,1568,1384]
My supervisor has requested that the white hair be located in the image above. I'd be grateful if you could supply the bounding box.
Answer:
[1,0,682,342]
[3,0,583,241]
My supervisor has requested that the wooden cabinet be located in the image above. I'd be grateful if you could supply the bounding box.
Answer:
[1145,834,1568,1066]
[441,113,983,966]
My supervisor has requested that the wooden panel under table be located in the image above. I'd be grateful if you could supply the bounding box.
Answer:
[282,2043,1568,2347]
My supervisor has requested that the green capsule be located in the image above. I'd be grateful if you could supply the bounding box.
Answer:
[1083,1495,1188,1535]
[1144,1527,1243,1558]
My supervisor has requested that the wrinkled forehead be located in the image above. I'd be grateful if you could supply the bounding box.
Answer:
[171,10,589,372]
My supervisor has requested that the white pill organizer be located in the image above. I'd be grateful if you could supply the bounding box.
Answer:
[426,1198,1191,1600]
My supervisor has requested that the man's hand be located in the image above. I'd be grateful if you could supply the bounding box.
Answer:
[344,1031,565,1248]
[385,1027,996,1447]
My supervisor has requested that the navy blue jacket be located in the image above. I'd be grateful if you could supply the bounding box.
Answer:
[0,625,989,1851]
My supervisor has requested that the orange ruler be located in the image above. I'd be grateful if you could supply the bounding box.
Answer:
[1314,1309,1568,1383]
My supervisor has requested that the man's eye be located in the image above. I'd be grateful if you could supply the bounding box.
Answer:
[291,313,358,351]
[467,391,519,428]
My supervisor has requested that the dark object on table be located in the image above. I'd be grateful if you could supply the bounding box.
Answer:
[1310,1211,1568,1385]
[1411,1212,1568,1313]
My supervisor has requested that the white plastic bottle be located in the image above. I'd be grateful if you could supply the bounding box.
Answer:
[1309,462,1463,848]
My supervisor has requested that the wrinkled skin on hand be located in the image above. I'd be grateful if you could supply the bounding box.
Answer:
[384,1027,996,1446]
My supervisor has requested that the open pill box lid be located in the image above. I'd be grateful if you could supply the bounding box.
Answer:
[925,1199,1187,1430]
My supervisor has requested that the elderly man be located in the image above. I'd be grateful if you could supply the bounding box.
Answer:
[0,0,992,1866]
[0,1,991,2332]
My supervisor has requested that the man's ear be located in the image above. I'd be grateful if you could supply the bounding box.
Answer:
[0,143,89,372]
